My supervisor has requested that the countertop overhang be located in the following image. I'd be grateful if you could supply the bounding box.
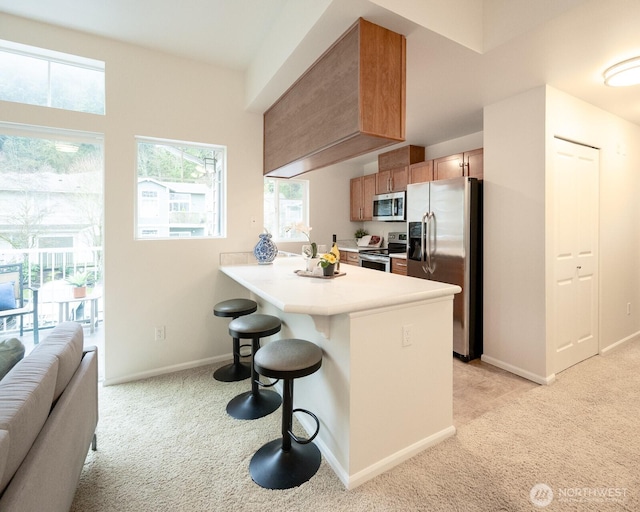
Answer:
[220,256,460,316]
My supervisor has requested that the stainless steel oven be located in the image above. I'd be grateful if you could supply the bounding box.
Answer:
[358,231,407,272]
[359,252,391,272]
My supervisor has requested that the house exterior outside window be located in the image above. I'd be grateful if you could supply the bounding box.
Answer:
[136,138,225,239]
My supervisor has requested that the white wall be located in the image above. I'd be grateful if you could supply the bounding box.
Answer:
[0,14,354,384]
[483,85,640,383]
[483,87,548,382]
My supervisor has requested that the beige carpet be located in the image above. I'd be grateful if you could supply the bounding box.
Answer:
[71,341,640,512]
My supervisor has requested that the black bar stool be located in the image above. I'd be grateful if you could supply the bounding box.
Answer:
[212,299,257,382]
[249,338,323,489]
[226,314,283,420]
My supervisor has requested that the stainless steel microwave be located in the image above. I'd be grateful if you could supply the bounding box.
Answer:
[373,191,405,221]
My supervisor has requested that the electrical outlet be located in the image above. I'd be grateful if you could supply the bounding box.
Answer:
[155,326,166,341]
[627,303,631,316]
[402,324,412,347]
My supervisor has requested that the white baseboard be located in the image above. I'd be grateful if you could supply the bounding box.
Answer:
[296,410,456,490]
[102,353,231,386]
[600,330,640,355]
[480,355,555,385]
[345,426,457,489]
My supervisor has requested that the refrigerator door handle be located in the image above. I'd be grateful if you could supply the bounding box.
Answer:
[420,212,429,274]
[425,211,435,274]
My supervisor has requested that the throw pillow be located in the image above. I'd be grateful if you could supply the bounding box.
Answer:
[0,337,25,380]
[0,281,16,311]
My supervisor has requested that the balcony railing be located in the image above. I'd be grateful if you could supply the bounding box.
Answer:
[0,246,103,336]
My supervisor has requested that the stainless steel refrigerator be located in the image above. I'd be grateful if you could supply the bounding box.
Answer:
[406,177,482,360]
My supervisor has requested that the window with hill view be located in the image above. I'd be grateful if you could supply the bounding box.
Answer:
[136,138,226,239]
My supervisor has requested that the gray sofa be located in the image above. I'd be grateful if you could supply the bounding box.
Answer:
[0,322,98,512]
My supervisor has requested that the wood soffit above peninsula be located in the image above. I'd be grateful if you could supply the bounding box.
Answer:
[263,18,406,178]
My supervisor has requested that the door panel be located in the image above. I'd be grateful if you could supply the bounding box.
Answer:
[553,138,599,373]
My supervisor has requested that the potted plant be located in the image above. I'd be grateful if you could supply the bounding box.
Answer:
[354,228,368,241]
[67,271,89,298]
[318,247,339,276]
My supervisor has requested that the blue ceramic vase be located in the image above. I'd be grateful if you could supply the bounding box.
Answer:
[254,232,278,264]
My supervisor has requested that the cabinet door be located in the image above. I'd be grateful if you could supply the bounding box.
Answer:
[340,251,359,266]
[391,167,408,191]
[377,167,407,193]
[409,160,433,184]
[350,177,364,221]
[376,169,391,194]
[464,148,483,179]
[433,153,464,180]
[351,174,376,221]
[391,258,408,275]
[361,174,376,220]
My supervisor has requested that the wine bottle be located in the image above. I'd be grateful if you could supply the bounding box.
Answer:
[332,234,340,272]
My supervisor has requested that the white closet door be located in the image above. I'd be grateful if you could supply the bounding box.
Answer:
[552,137,599,373]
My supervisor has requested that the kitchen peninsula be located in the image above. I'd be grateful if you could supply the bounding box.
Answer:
[220,255,460,489]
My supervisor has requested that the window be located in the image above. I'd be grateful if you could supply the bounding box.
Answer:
[0,39,105,115]
[0,124,104,292]
[136,137,226,240]
[264,178,309,240]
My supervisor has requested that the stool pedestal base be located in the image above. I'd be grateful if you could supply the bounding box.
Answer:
[226,389,281,420]
[249,438,321,489]
[213,361,251,382]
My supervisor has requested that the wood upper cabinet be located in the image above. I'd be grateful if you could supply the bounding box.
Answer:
[376,166,408,194]
[433,153,464,180]
[264,18,406,178]
[376,144,424,193]
[433,148,483,180]
[464,148,484,179]
[409,160,433,184]
[350,174,376,221]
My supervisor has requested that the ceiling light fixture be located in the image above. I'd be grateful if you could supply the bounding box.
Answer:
[603,57,640,86]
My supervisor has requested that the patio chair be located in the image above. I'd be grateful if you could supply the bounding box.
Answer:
[0,263,39,344]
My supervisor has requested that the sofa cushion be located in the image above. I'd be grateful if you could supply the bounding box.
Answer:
[0,338,25,381]
[0,351,58,493]
[30,322,83,401]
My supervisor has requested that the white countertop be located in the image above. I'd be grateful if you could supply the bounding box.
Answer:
[220,255,460,316]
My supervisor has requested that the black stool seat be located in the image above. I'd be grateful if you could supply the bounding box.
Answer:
[254,338,323,379]
[212,299,258,382]
[214,298,257,318]
[228,313,282,339]
[250,339,323,489]
[226,314,283,420]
